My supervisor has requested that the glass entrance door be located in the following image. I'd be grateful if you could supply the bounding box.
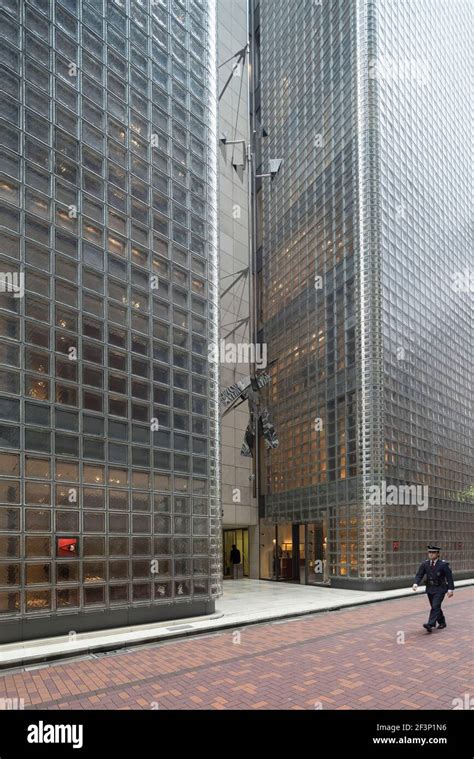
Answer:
[223,529,249,578]
[298,524,306,583]
[259,520,329,584]
[306,517,328,584]
[276,522,294,580]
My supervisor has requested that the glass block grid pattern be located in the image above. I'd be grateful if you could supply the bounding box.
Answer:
[256,0,473,583]
[376,0,473,577]
[0,0,222,622]
[257,0,362,580]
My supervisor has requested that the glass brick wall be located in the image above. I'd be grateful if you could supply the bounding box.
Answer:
[256,0,473,585]
[0,0,221,629]
[375,0,473,576]
[257,0,362,580]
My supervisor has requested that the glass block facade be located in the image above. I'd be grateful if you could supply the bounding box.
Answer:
[255,0,473,588]
[375,0,473,583]
[0,0,221,641]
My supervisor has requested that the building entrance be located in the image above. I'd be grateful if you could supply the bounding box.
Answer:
[259,517,328,584]
[223,528,249,578]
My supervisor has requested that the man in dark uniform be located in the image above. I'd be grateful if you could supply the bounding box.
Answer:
[412,544,454,632]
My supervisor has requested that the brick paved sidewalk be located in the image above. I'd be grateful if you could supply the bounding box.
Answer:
[0,588,472,710]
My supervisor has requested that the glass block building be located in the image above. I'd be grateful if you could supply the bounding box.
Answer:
[254,0,473,588]
[0,0,221,643]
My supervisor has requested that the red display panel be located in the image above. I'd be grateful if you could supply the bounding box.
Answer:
[57,537,79,557]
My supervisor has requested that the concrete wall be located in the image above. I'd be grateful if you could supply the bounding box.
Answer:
[217,0,258,579]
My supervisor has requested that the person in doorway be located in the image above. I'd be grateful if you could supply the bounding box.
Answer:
[230,544,241,565]
[412,544,454,632]
[230,543,244,580]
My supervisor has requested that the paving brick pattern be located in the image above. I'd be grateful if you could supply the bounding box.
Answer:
[0,590,472,710]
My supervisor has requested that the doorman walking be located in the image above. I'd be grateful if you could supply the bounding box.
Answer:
[412,544,454,632]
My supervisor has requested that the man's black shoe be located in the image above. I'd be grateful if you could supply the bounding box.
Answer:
[423,623,433,633]
[437,623,447,629]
